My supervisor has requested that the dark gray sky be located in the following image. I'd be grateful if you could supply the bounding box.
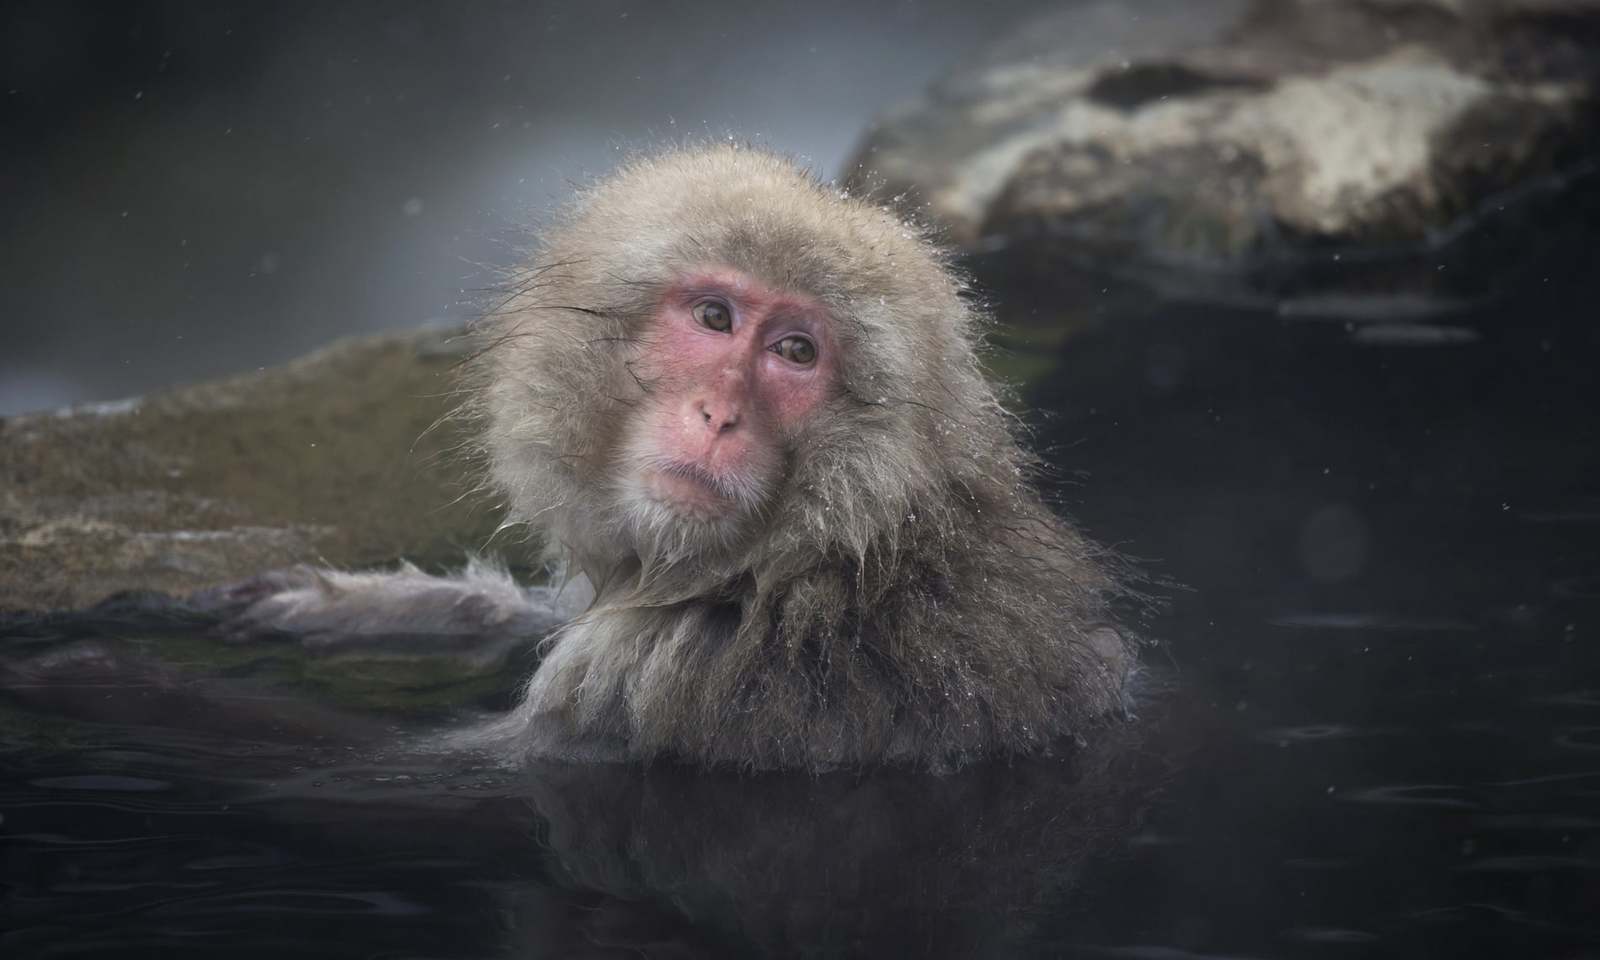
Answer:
[0,0,1060,415]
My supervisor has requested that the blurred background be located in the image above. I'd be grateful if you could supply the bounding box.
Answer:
[5,5,1600,955]
[0,0,1057,415]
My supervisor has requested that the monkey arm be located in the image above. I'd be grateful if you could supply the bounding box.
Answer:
[190,561,588,666]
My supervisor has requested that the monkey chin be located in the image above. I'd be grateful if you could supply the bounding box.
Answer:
[615,462,768,566]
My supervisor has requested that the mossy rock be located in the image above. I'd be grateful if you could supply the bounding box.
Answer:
[0,327,502,611]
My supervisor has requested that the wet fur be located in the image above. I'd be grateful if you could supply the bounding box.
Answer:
[460,144,1140,769]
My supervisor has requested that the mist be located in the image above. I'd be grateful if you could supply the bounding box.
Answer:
[0,0,1057,414]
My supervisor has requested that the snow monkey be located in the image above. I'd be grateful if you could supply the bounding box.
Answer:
[214,144,1140,770]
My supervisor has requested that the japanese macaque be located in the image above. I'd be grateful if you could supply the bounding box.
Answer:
[216,144,1138,770]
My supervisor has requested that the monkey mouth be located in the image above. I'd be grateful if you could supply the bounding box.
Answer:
[641,462,741,515]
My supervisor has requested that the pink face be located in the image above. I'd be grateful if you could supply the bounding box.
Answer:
[620,267,836,524]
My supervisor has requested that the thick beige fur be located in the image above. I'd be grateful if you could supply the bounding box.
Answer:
[469,144,1136,769]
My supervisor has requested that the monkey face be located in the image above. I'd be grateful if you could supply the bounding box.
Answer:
[613,267,836,556]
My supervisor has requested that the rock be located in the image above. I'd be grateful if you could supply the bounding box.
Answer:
[848,0,1600,305]
[0,328,498,611]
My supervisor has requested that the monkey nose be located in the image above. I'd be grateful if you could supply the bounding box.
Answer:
[697,400,740,433]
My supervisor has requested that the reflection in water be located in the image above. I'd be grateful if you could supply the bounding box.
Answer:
[513,734,1178,957]
[1,652,1187,957]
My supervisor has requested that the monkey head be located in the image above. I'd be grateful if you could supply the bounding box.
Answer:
[478,144,1005,587]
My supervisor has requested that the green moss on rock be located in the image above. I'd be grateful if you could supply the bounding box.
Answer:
[0,328,500,611]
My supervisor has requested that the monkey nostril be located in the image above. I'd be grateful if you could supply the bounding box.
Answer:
[697,401,739,432]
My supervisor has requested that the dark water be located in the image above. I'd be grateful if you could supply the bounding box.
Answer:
[4,230,1600,955]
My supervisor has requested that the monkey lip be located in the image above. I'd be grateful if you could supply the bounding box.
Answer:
[642,463,738,513]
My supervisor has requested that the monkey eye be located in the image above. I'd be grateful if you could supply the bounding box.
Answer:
[693,300,733,332]
[772,335,817,366]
